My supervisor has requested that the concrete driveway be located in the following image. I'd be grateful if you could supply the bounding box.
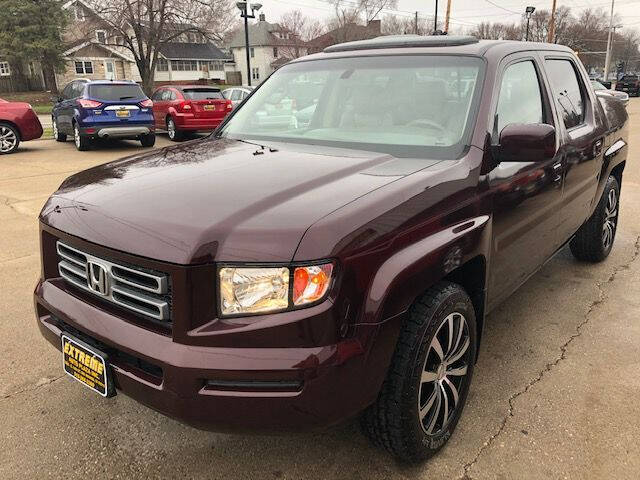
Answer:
[1,114,640,479]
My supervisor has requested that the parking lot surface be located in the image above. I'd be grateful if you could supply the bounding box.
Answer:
[1,114,640,479]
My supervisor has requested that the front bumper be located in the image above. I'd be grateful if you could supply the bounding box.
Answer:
[34,277,393,432]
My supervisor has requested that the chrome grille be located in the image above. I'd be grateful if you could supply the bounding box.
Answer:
[57,241,170,321]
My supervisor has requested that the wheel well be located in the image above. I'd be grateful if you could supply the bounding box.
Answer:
[610,160,625,189]
[443,255,486,356]
[0,120,21,140]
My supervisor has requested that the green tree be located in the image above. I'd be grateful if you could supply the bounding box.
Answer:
[0,0,68,92]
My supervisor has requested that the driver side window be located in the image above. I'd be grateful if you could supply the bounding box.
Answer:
[495,61,544,137]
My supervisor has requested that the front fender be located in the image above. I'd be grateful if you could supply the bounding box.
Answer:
[365,215,490,324]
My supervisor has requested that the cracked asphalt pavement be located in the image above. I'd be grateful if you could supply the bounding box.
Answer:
[1,109,640,479]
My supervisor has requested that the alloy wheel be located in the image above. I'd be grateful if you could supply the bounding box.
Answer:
[418,312,471,435]
[168,119,175,139]
[52,118,58,139]
[0,125,18,153]
[74,125,81,149]
[602,188,618,250]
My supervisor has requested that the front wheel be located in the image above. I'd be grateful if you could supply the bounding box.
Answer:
[0,122,20,154]
[140,133,156,148]
[570,175,620,262]
[361,281,477,463]
[73,124,91,151]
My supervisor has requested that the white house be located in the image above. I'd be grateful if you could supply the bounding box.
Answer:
[155,42,234,84]
[228,13,307,85]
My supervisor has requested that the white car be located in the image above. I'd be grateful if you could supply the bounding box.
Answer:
[222,86,254,108]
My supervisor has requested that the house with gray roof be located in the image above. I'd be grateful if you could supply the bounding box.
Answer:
[228,13,307,85]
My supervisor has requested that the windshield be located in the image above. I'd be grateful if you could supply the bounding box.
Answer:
[591,81,606,91]
[218,55,484,159]
[621,75,638,82]
[88,84,146,101]
[182,88,223,100]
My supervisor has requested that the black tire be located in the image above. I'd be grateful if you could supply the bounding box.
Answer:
[73,123,91,151]
[140,133,156,148]
[52,116,66,142]
[0,122,20,154]
[570,175,620,262]
[166,117,183,141]
[361,281,477,463]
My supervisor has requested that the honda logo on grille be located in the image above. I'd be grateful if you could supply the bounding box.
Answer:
[87,262,109,296]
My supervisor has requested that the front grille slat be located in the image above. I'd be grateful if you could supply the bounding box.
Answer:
[56,241,171,323]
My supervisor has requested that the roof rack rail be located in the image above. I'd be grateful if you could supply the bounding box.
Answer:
[324,35,479,53]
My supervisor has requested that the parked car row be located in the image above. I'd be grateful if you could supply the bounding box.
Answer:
[46,81,246,152]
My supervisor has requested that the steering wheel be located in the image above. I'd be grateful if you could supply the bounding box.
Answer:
[406,119,447,135]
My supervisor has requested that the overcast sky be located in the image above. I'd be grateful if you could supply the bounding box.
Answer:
[258,0,640,33]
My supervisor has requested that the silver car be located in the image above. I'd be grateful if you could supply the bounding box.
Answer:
[222,86,255,108]
[591,80,629,106]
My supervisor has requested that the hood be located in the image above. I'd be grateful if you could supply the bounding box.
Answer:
[41,138,438,264]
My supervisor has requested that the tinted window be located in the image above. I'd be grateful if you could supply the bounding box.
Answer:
[151,89,164,101]
[219,55,484,159]
[545,59,585,129]
[62,83,74,100]
[88,84,146,101]
[72,82,86,98]
[495,61,544,135]
[182,88,223,100]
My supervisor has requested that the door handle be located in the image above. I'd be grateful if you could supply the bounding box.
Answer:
[593,139,603,156]
[552,162,563,183]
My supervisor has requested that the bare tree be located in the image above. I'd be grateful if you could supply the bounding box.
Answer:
[280,10,325,41]
[88,0,235,93]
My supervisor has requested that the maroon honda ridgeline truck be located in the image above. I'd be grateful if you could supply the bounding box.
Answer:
[35,36,628,462]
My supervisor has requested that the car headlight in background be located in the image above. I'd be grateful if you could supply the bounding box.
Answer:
[219,262,334,316]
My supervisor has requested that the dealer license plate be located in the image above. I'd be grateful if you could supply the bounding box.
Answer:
[204,105,215,111]
[61,334,113,397]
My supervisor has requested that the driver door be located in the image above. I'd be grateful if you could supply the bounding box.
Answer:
[486,54,565,309]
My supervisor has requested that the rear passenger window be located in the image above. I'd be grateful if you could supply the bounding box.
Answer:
[495,61,544,136]
[545,59,585,129]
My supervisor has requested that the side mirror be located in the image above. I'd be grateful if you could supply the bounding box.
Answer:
[494,123,556,163]
[51,95,62,104]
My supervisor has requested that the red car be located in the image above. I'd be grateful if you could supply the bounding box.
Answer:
[0,98,43,154]
[150,85,232,141]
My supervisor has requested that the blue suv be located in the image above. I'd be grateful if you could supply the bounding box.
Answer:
[52,79,155,151]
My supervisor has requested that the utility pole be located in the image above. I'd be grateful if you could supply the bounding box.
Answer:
[547,0,557,43]
[415,11,418,34]
[434,0,438,34]
[444,0,452,33]
[604,0,616,82]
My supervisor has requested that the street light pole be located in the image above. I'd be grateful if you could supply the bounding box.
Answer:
[236,2,262,87]
[604,0,616,83]
[434,0,438,34]
[525,6,535,42]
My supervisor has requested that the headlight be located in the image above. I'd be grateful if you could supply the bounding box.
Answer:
[293,264,333,306]
[219,267,289,315]
[218,262,334,316]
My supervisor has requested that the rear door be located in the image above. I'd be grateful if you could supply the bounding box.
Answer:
[487,53,565,308]
[181,87,229,121]
[151,88,165,128]
[542,55,606,244]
